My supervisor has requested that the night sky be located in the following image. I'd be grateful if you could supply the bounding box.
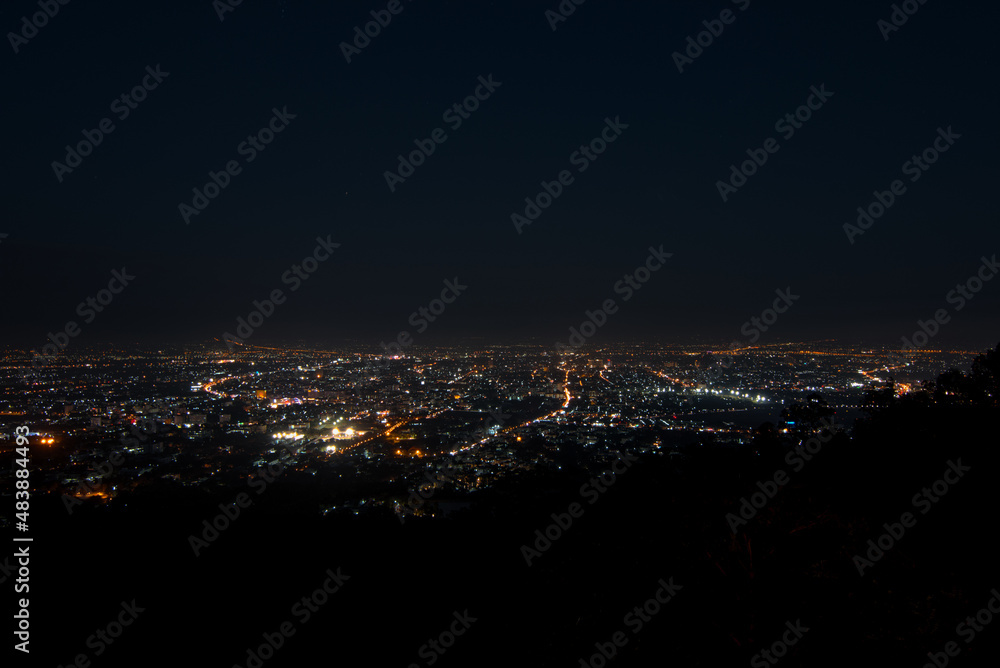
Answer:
[4,0,999,350]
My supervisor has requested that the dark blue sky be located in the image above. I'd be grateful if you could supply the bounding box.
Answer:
[3,0,999,351]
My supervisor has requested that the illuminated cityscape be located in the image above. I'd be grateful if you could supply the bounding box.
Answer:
[4,0,999,665]
[1,341,981,519]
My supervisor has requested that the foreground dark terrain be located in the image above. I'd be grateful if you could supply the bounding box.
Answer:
[8,345,998,667]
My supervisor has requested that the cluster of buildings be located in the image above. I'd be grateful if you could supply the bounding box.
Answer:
[0,341,975,517]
